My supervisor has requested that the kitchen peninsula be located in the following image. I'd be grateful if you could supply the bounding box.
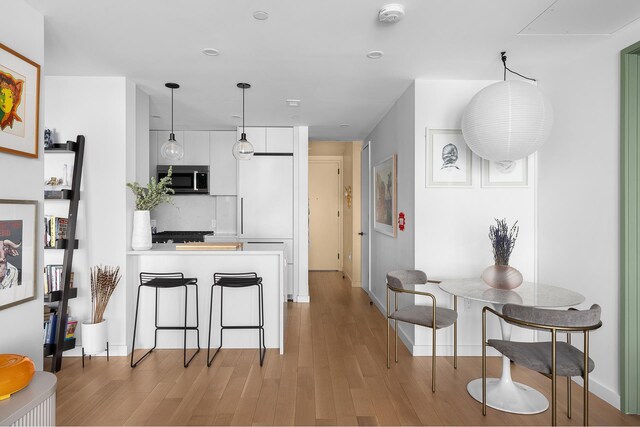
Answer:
[126,242,286,353]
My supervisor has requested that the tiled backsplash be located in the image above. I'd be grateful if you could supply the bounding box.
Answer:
[151,195,237,234]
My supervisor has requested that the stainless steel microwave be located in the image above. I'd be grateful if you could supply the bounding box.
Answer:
[157,165,209,194]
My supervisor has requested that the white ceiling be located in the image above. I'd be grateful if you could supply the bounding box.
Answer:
[41,0,640,141]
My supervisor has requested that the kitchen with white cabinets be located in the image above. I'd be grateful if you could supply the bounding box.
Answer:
[147,127,299,300]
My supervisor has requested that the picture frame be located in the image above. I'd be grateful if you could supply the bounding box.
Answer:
[482,157,529,187]
[373,154,397,237]
[0,43,41,159]
[426,128,472,187]
[0,199,37,310]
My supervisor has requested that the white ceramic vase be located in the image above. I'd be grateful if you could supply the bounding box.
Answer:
[81,319,108,355]
[132,210,152,250]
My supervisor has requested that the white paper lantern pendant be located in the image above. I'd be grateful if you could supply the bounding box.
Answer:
[462,52,553,163]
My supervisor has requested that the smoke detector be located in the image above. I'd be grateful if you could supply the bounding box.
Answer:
[378,4,405,23]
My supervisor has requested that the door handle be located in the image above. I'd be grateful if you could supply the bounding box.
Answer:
[240,197,244,235]
[358,232,365,236]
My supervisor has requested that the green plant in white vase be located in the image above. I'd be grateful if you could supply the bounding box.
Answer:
[127,167,174,250]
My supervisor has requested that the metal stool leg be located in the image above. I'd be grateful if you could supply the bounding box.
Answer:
[258,282,266,366]
[182,284,200,368]
[131,285,157,367]
[208,285,225,365]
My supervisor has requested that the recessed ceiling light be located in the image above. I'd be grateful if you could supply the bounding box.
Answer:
[151,115,161,118]
[253,11,269,20]
[339,124,350,127]
[231,114,242,119]
[286,99,301,107]
[202,48,220,56]
[367,50,384,59]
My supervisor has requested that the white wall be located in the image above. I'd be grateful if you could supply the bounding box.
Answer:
[45,76,132,356]
[364,82,416,342]
[537,20,640,409]
[0,0,44,368]
[413,79,537,355]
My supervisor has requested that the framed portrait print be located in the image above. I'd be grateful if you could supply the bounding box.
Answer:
[0,200,37,310]
[373,154,397,237]
[482,158,529,187]
[0,43,41,158]
[426,128,472,187]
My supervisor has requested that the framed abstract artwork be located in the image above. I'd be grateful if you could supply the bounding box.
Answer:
[426,128,472,187]
[373,154,397,237]
[482,157,529,187]
[0,43,40,158]
[0,200,37,310]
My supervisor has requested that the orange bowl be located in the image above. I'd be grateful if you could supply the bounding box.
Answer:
[0,354,35,400]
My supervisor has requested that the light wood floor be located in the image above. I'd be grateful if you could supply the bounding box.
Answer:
[48,271,639,426]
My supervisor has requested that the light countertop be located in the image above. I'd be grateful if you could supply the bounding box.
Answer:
[127,242,286,256]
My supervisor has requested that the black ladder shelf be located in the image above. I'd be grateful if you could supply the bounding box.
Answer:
[44,135,85,373]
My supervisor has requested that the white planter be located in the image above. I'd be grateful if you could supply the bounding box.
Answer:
[132,210,152,250]
[81,319,108,355]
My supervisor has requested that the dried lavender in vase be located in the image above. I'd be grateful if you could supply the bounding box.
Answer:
[488,218,519,266]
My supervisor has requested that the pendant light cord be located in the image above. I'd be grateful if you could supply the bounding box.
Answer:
[501,52,537,82]
[242,86,246,134]
[171,88,174,134]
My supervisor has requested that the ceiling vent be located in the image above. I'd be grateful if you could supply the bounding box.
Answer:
[378,4,405,23]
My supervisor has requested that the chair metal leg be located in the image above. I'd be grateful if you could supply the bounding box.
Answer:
[394,292,398,363]
[431,305,436,393]
[181,284,200,368]
[386,286,390,369]
[584,331,590,426]
[552,331,557,426]
[453,296,458,369]
[208,285,225,365]
[258,283,266,366]
[207,285,215,367]
[131,286,156,368]
[567,333,572,419]
[482,309,487,416]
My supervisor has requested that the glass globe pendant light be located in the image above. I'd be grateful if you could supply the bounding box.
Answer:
[161,82,184,161]
[232,83,254,160]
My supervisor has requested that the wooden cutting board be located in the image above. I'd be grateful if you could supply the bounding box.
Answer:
[175,242,243,251]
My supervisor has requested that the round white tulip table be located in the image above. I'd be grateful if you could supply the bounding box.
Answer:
[439,278,585,415]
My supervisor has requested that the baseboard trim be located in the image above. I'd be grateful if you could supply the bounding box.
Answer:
[295,295,310,303]
[571,376,621,410]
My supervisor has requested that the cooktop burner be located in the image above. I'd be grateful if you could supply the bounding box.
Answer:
[152,230,213,243]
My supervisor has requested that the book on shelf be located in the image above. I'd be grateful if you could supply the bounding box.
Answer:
[44,216,69,247]
[43,313,76,344]
[43,265,74,294]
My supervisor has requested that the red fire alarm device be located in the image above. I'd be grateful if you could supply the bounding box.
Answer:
[398,212,406,231]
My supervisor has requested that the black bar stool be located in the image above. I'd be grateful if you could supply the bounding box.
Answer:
[131,272,200,368]
[207,272,266,367]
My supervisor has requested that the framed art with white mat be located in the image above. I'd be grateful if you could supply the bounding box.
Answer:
[426,128,472,187]
[481,158,528,187]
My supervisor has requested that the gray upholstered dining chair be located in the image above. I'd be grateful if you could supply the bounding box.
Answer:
[386,270,458,392]
[482,304,602,426]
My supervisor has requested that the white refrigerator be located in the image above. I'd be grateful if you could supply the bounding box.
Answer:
[237,154,293,239]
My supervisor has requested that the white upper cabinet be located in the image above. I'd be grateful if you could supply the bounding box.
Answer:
[155,130,211,166]
[237,127,266,153]
[156,130,184,165]
[183,131,210,165]
[266,127,294,153]
[209,131,237,196]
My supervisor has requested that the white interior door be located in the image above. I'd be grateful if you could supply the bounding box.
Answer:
[309,160,341,270]
[361,144,370,293]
